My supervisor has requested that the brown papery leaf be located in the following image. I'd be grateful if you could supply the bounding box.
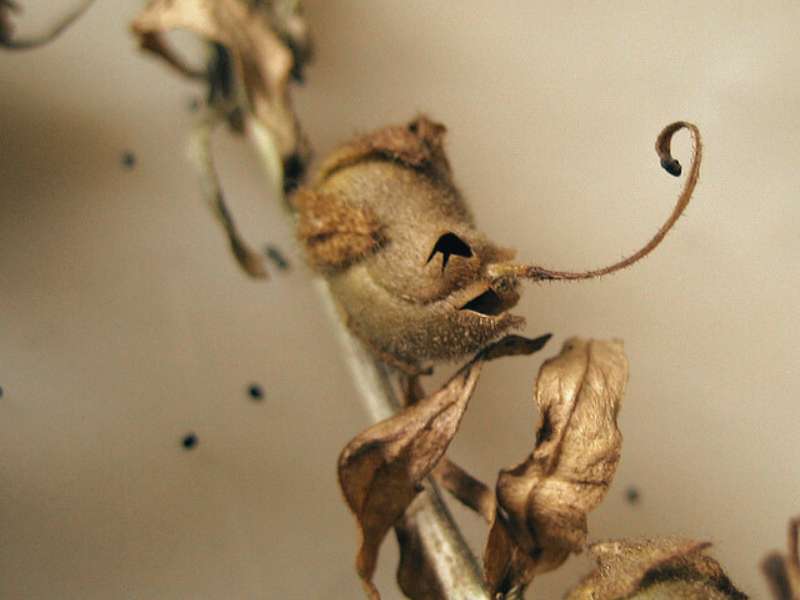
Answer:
[762,516,800,600]
[566,537,748,599]
[131,0,309,167]
[394,508,446,600]
[484,338,628,597]
[338,334,550,600]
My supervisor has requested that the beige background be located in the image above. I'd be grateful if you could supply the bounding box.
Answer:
[1,1,799,598]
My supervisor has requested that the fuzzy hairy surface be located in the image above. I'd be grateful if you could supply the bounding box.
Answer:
[295,115,524,365]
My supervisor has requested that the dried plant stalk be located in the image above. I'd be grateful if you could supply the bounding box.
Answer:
[316,281,492,600]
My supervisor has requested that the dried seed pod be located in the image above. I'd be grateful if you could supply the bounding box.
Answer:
[296,116,701,369]
[566,537,747,599]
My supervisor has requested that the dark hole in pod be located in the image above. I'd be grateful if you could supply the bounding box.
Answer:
[426,232,473,270]
[459,288,505,316]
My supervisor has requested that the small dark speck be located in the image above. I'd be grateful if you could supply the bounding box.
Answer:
[264,245,290,271]
[121,151,136,169]
[187,97,201,113]
[0,386,4,398]
[625,486,641,505]
[247,383,264,401]
[181,433,198,450]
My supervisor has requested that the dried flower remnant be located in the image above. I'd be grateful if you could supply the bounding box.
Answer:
[131,0,311,178]
[483,338,628,597]
[566,537,747,599]
[131,0,311,278]
[0,0,95,49]
[297,116,701,370]
[337,334,550,600]
[762,517,800,600]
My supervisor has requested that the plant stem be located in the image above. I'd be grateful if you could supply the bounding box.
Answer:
[315,280,491,599]
[243,76,493,598]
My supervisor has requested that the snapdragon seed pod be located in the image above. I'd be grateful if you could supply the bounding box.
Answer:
[293,116,701,370]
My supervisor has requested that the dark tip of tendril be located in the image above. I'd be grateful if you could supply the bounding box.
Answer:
[660,157,682,177]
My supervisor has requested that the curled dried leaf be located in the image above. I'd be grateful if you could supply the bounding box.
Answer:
[338,334,550,599]
[484,338,628,597]
[566,537,747,599]
[762,516,800,600]
[131,0,310,173]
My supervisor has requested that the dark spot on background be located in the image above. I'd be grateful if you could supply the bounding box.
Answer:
[264,245,290,271]
[187,97,201,113]
[181,433,198,450]
[248,383,264,401]
[0,386,3,398]
[121,151,136,169]
[626,486,641,505]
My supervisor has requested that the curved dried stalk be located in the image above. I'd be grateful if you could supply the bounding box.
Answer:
[489,122,702,282]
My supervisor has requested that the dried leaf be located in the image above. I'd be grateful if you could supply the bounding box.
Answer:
[483,338,628,596]
[338,334,550,599]
[131,0,310,169]
[566,537,747,599]
[762,517,800,600]
[394,507,447,600]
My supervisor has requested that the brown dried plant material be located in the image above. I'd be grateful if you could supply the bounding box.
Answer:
[762,517,800,600]
[434,459,495,523]
[394,509,447,600]
[132,0,310,170]
[294,189,385,271]
[566,537,747,599]
[483,338,628,597]
[189,114,268,278]
[132,0,311,278]
[0,0,95,49]
[300,117,701,368]
[337,334,550,600]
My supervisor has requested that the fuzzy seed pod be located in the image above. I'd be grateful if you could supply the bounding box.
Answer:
[294,116,701,370]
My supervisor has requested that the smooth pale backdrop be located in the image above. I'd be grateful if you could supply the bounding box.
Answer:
[1,1,798,598]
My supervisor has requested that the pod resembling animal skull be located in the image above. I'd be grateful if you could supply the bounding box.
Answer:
[293,117,701,371]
